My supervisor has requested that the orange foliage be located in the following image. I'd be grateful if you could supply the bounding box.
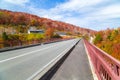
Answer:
[112,44,120,60]
[94,28,120,60]
[45,28,54,38]
[0,9,96,35]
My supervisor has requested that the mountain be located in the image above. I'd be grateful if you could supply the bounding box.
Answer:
[0,9,96,35]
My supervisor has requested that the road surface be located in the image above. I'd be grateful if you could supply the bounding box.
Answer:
[0,39,79,80]
[51,39,93,80]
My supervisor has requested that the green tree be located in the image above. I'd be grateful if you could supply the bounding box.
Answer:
[94,34,102,44]
[52,34,61,38]
[2,32,8,40]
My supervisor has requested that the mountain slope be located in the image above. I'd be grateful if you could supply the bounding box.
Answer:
[0,9,96,35]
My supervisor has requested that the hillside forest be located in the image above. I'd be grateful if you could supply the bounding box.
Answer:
[94,28,120,60]
[0,9,95,48]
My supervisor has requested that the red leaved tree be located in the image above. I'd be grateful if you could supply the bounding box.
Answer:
[45,28,54,38]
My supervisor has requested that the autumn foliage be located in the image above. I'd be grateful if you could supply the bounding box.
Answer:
[94,28,120,60]
[45,28,54,38]
[0,9,96,48]
[0,9,95,35]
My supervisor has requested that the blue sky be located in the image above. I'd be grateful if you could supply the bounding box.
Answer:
[0,0,120,30]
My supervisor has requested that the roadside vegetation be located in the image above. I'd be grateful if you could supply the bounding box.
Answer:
[0,27,63,48]
[93,28,120,60]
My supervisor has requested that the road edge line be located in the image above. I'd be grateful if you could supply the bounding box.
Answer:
[83,40,98,80]
[27,39,80,80]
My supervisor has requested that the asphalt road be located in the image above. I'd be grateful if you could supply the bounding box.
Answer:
[51,39,93,80]
[0,39,79,80]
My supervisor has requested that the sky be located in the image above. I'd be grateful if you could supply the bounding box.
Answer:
[0,0,120,31]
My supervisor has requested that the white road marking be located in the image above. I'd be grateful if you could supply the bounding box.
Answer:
[83,41,98,80]
[0,42,65,63]
[27,44,75,80]
[0,40,76,63]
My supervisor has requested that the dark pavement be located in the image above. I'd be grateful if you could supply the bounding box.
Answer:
[51,39,93,80]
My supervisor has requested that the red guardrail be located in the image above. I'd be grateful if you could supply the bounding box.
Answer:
[84,39,120,80]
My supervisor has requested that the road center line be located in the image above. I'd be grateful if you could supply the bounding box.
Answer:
[0,42,65,63]
[27,43,75,80]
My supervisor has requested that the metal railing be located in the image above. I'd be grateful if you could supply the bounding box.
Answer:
[84,39,120,80]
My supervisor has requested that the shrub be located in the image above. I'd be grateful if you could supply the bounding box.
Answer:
[2,32,8,40]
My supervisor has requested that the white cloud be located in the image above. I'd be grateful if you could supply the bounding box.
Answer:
[100,5,120,15]
[4,0,29,5]
[26,0,110,30]
[29,0,104,19]
[21,0,120,30]
[83,4,120,23]
[55,0,104,11]
[96,4,120,19]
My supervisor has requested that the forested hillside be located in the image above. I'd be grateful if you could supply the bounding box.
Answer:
[94,28,120,60]
[0,9,96,48]
[0,9,95,35]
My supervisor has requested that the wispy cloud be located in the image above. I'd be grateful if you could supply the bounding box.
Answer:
[55,0,104,11]
[4,0,29,5]
[96,4,120,18]
[27,0,109,30]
